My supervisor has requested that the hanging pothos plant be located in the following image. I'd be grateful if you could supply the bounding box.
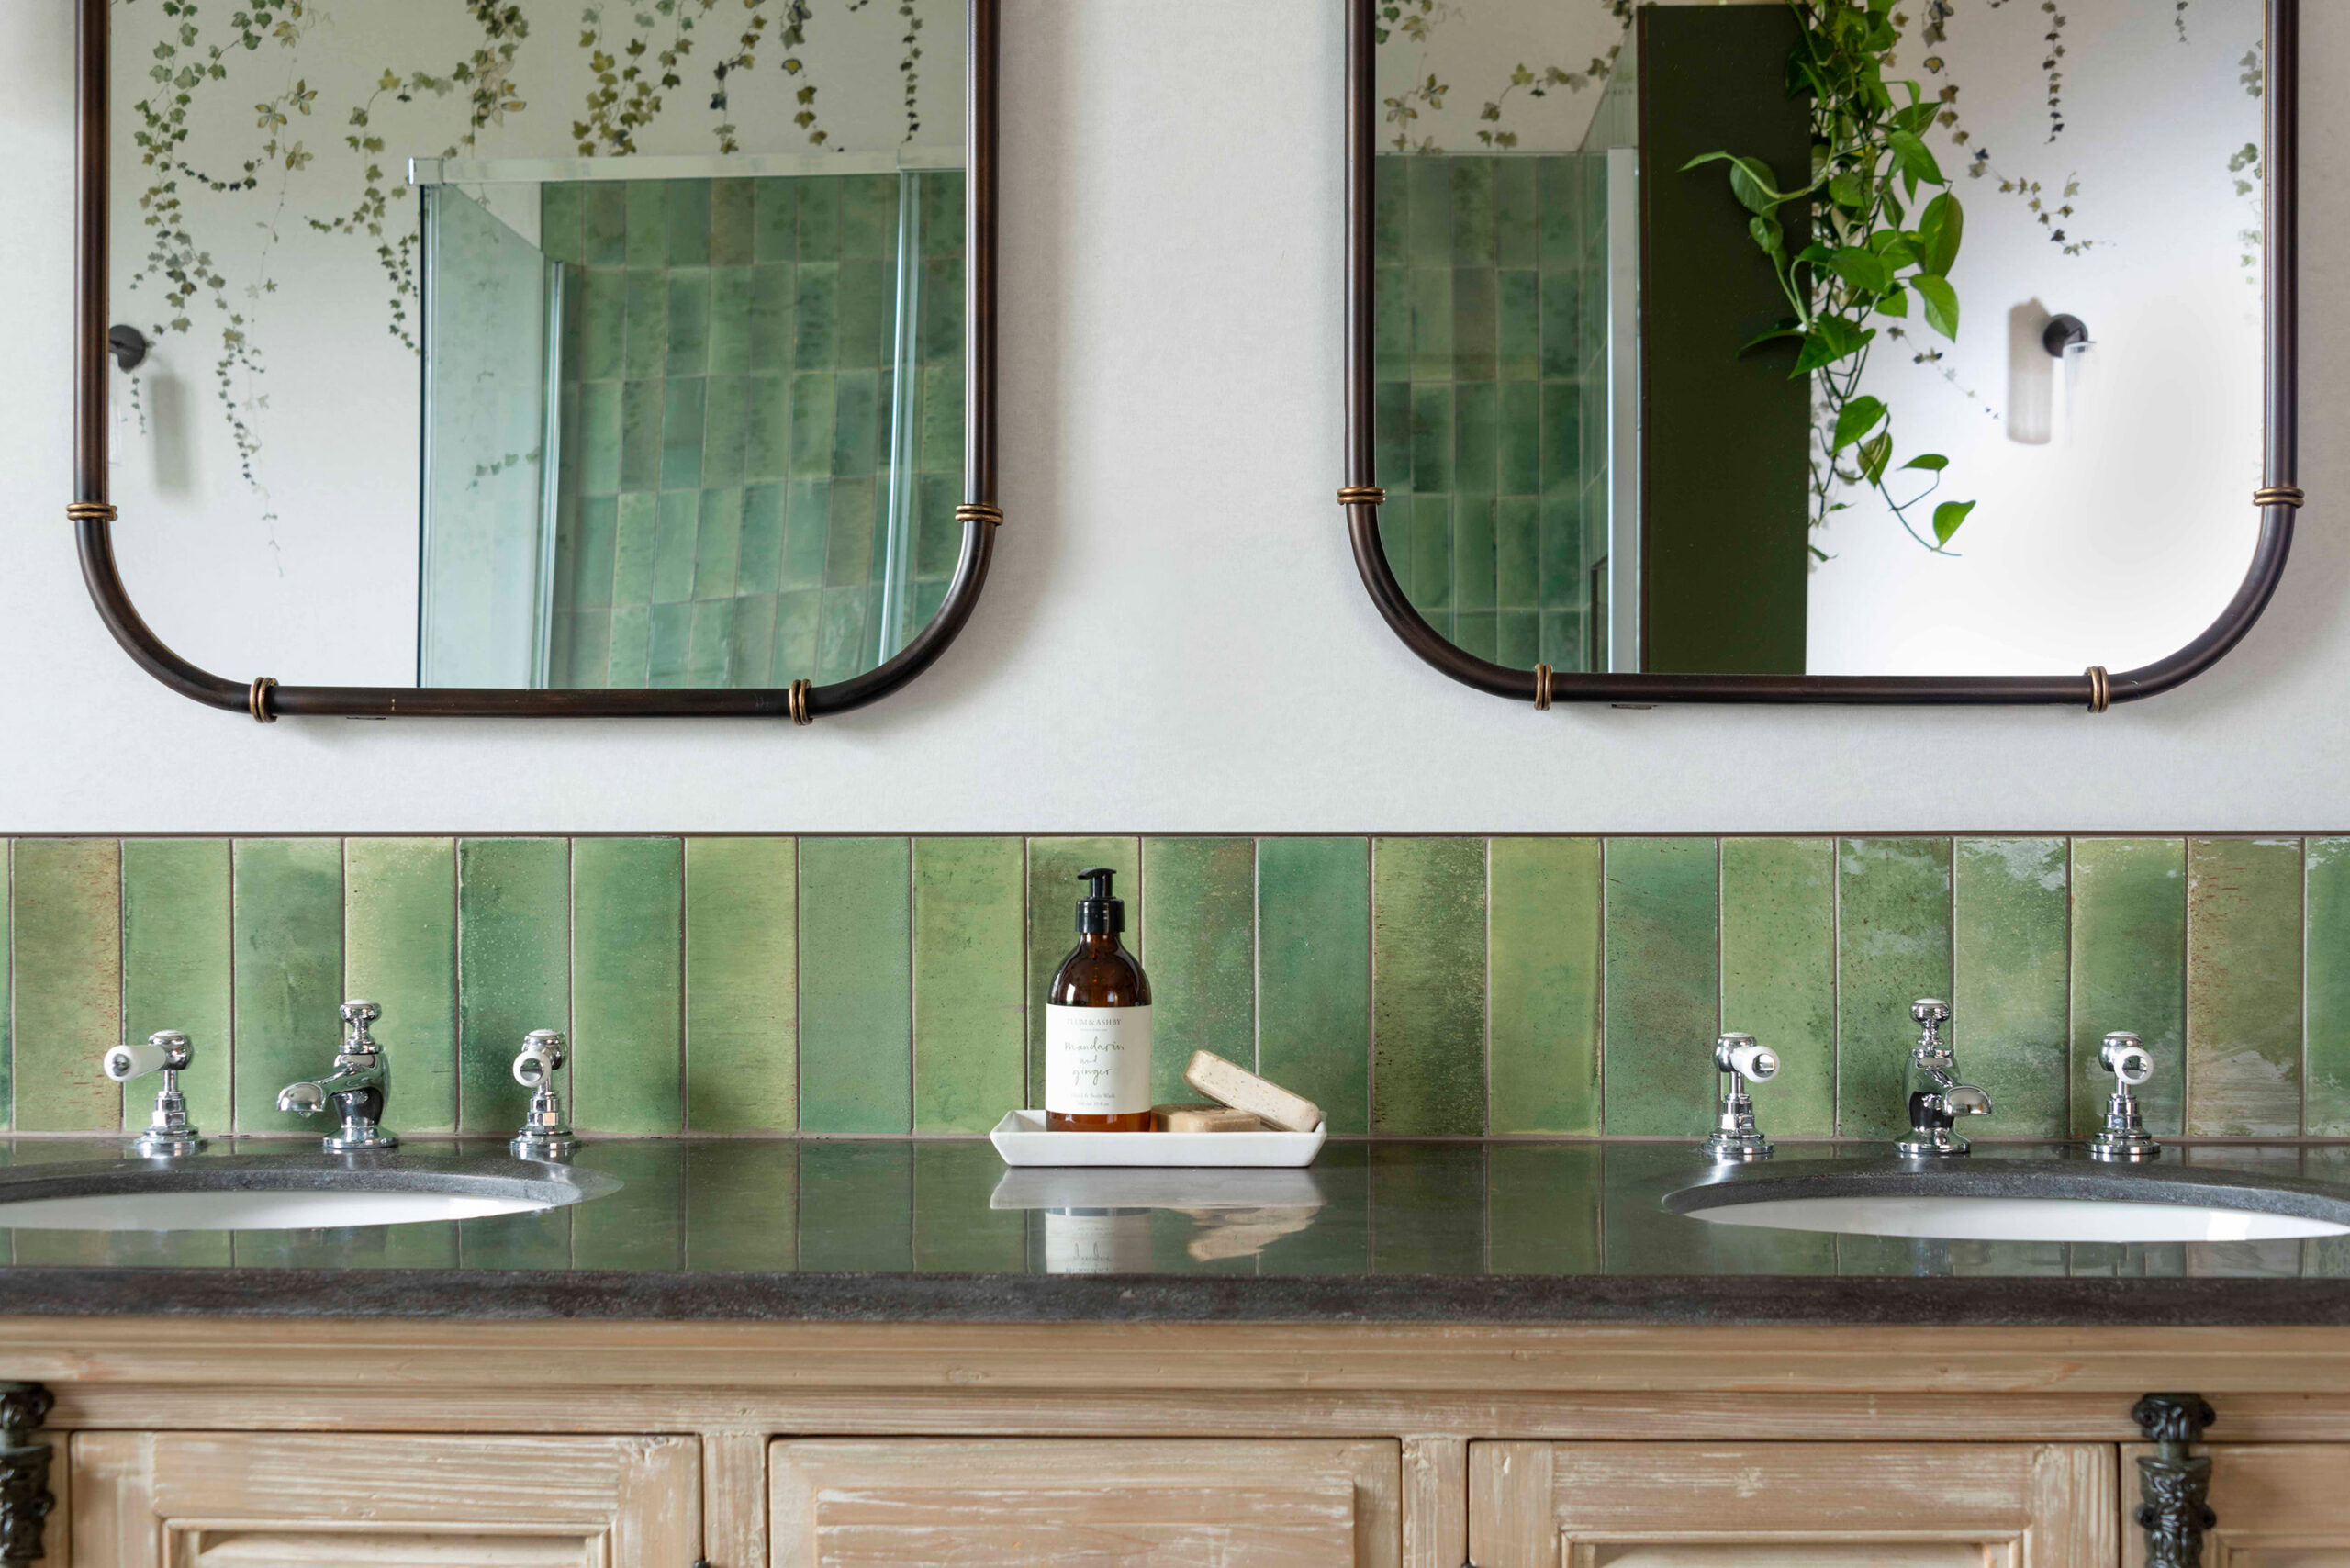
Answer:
[1686,0,1975,554]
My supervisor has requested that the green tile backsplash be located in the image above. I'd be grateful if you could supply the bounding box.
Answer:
[6,834,2348,1140]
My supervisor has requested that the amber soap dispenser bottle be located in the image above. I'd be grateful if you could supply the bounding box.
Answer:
[1045,868,1154,1131]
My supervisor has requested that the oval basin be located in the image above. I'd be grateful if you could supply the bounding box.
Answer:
[0,1152,618,1232]
[1663,1157,2350,1244]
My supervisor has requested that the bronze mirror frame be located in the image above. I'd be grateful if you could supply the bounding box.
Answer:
[1341,0,2302,709]
[71,0,1000,722]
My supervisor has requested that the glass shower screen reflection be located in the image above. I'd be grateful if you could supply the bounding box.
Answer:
[419,162,966,689]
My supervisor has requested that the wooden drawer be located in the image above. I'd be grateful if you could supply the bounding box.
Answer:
[769,1437,1402,1566]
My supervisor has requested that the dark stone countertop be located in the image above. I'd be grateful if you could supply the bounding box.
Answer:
[6,1136,2350,1325]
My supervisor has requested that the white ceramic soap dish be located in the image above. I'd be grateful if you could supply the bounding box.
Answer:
[988,1109,1326,1168]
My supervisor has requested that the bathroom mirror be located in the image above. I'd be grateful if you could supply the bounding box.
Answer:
[1344,0,2299,707]
[73,0,998,721]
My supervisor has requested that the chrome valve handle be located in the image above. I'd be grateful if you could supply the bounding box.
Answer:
[1701,1031,1778,1164]
[2089,1030,2162,1162]
[104,1030,207,1158]
[510,1029,578,1161]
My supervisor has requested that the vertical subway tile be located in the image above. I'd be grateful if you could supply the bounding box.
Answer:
[1835,838,1953,1139]
[2071,838,2187,1137]
[231,839,344,1134]
[1953,838,2069,1138]
[1719,837,1835,1138]
[1139,838,1256,1105]
[1602,837,1718,1137]
[799,837,912,1134]
[1371,837,1486,1136]
[683,838,798,1134]
[2186,837,2303,1137]
[572,838,685,1135]
[1488,837,1601,1135]
[11,839,121,1131]
[344,838,457,1133]
[2307,839,2350,1134]
[1257,837,1371,1137]
[457,838,571,1134]
[912,836,1025,1134]
[121,838,231,1135]
[1024,837,1141,1108]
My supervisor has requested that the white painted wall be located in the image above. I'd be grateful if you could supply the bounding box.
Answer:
[2,0,2346,834]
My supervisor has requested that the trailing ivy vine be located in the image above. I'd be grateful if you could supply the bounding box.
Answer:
[1688,0,1976,553]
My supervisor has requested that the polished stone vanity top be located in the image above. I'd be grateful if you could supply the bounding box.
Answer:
[5,1137,2350,1325]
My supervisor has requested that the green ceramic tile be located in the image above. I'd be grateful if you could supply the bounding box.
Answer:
[606,603,651,687]
[572,496,619,609]
[563,610,611,688]
[666,269,711,377]
[11,839,121,1131]
[702,375,749,490]
[711,178,755,265]
[1257,837,1371,1137]
[794,262,838,367]
[457,838,570,1135]
[1409,382,1454,495]
[918,363,961,476]
[623,181,666,266]
[749,263,795,373]
[1487,837,1600,1135]
[800,1142,913,1272]
[1718,837,1834,1138]
[1452,266,1497,384]
[692,599,736,690]
[570,1141,685,1271]
[647,600,692,687]
[1497,378,1539,497]
[684,837,797,1134]
[746,373,791,481]
[611,492,658,606]
[1405,153,1451,266]
[1372,269,1409,386]
[660,377,706,491]
[824,479,877,593]
[919,254,962,361]
[799,837,912,1133]
[912,1142,1028,1271]
[1495,158,1538,268]
[578,380,622,496]
[839,173,896,260]
[835,259,889,371]
[1025,837,1142,1108]
[1139,838,1255,1106]
[1488,1145,1601,1274]
[622,269,668,379]
[1409,494,1451,613]
[1371,1143,1485,1273]
[586,182,629,265]
[2187,837,2303,1137]
[692,487,744,600]
[231,839,343,1135]
[708,266,754,378]
[1410,266,1453,386]
[815,584,872,684]
[1449,158,1495,263]
[572,837,684,1135]
[1371,837,1485,1136]
[790,372,835,474]
[120,838,230,1135]
[912,836,1025,1134]
[1953,838,2068,1138]
[798,176,842,257]
[754,177,798,262]
[344,839,456,1134]
[2306,840,2350,1135]
[620,379,663,491]
[737,482,786,595]
[834,368,881,480]
[1373,156,1406,269]
[1836,837,1953,1139]
[652,488,700,603]
[728,595,777,688]
[773,588,822,681]
[1454,494,1496,614]
[666,178,711,265]
[1539,384,1581,502]
[2070,838,2187,1137]
[1602,838,1718,1137]
[580,268,626,382]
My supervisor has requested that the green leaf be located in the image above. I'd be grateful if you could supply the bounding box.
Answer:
[1917,191,1964,276]
[1749,214,1785,253]
[1830,246,1891,292]
[1886,129,1944,187]
[1828,173,1866,210]
[1833,395,1887,452]
[1684,151,1791,215]
[1912,274,1960,339]
[1932,498,1975,544]
[1875,286,1908,318]
[1794,314,1874,373]
[1740,321,1806,353]
[1858,431,1894,486]
[1901,453,1950,472]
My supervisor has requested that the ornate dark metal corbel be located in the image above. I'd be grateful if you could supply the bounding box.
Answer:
[2134,1392,2218,1568]
[0,1382,53,1565]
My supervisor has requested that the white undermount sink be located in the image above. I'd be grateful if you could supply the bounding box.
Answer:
[0,1152,618,1232]
[1663,1157,2350,1244]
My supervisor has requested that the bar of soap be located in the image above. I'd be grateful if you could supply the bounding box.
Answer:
[1182,1051,1323,1133]
[1153,1103,1268,1133]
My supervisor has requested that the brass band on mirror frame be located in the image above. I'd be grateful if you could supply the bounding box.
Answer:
[1341,0,2301,711]
[70,0,1002,723]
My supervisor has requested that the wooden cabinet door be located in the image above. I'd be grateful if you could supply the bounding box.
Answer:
[68,1430,700,1566]
[1471,1441,2115,1568]
[770,1438,1401,1567]
[2123,1444,2350,1568]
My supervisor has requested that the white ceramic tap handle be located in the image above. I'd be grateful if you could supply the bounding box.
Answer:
[1728,1040,1779,1082]
[103,1037,171,1081]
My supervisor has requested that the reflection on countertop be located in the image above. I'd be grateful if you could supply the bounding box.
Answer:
[3,1137,2349,1322]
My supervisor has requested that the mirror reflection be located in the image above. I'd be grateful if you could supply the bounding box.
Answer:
[1373,0,2265,676]
[108,1,964,689]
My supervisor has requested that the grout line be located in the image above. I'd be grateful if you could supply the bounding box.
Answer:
[1595,836,1608,1137]
[1830,835,1842,1138]
[678,838,692,1136]
[1365,837,1379,1137]
[1250,836,1263,1078]
[1482,836,1494,1138]
[904,835,916,1135]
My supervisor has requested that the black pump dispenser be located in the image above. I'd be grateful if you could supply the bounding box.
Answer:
[1076,868,1124,935]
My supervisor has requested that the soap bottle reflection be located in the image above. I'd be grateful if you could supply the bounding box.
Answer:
[1041,1206,1155,1273]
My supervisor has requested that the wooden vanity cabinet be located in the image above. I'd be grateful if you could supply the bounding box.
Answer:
[2122,1445,2350,1568]
[62,1431,702,1566]
[1470,1441,2118,1568]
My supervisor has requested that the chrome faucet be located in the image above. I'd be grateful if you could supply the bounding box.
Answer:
[1701,1032,1779,1163]
[102,1029,207,1157]
[2087,1030,2161,1162]
[276,999,398,1152]
[1894,998,1991,1158]
[509,1029,578,1161]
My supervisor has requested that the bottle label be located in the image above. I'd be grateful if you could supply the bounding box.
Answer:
[1044,1004,1154,1115]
